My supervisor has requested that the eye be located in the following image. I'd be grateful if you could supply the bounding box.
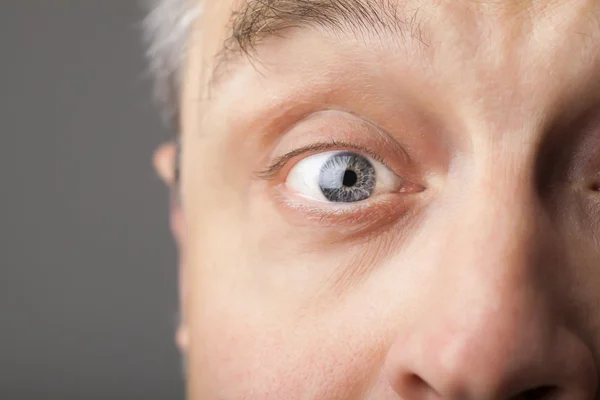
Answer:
[285,151,403,203]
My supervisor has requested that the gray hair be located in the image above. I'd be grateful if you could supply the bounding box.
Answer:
[142,0,203,130]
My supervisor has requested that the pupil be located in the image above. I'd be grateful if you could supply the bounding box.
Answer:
[342,169,358,187]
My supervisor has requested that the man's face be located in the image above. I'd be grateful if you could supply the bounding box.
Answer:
[159,0,600,398]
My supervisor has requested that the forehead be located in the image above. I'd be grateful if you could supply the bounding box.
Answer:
[193,0,600,126]
[198,0,600,74]
[205,3,596,69]
[200,0,599,43]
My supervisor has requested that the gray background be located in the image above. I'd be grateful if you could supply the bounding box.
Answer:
[1,2,183,399]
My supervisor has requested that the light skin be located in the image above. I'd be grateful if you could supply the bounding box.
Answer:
[154,0,600,398]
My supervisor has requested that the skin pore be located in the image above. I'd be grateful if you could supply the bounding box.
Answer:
[154,0,600,398]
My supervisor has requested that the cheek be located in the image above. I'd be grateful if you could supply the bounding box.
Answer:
[187,303,385,400]
[181,166,414,399]
[181,205,425,399]
[184,235,394,400]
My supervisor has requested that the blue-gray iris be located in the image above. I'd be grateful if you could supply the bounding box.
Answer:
[318,152,376,202]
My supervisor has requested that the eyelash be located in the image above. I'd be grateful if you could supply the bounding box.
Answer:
[256,140,389,180]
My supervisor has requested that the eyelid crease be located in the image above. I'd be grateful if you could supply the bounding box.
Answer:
[255,140,389,180]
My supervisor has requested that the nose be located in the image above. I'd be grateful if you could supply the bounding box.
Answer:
[384,180,597,399]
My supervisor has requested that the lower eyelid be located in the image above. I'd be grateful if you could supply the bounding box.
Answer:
[270,185,420,232]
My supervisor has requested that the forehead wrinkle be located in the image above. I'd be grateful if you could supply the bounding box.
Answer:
[207,0,427,93]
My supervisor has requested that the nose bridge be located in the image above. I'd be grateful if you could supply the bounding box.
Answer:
[433,168,556,378]
[454,159,546,295]
[386,161,573,398]
[385,148,598,398]
[441,151,547,304]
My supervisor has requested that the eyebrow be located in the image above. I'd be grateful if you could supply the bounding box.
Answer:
[210,0,427,85]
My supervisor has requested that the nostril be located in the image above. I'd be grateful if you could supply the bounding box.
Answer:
[401,373,440,398]
[513,386,558,400]
[405,373,430,392]
[408,373,427,386]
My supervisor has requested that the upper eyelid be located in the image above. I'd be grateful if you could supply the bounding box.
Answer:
[255,141,390,180]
